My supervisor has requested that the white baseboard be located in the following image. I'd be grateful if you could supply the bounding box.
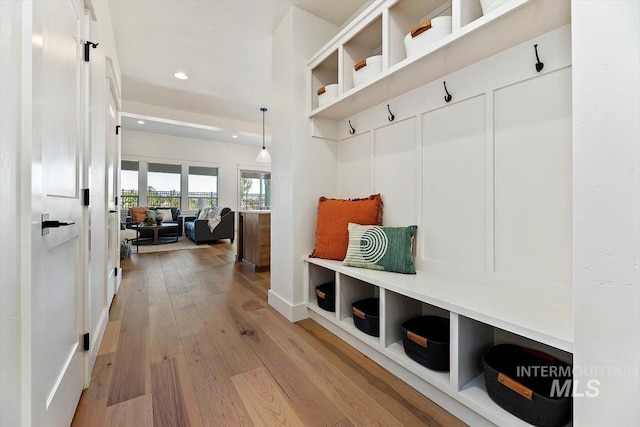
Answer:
[86,306,109,386]
[267,290,309,322]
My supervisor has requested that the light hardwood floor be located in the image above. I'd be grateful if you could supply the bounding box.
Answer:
[72,243,467,427]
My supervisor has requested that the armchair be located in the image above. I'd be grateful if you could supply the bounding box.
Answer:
[184,207,235,244]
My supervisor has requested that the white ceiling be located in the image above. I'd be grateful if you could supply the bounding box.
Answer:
[109,0,369,144]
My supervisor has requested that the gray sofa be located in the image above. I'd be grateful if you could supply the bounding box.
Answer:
[126,206,183,237]
[184,207,235,244]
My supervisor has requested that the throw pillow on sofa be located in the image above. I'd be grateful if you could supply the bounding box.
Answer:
[130,206,147,222]
[198,207,210,219]
[156,208,174,222]
[310,194,383,261]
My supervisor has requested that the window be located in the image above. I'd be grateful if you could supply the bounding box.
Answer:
[240,170,271,210]
[121,160,139,209]
[188,166,218,209]
[147,162,181,207]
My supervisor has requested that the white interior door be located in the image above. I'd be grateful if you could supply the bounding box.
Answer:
[31,0,85,425]
[106,84,119,305]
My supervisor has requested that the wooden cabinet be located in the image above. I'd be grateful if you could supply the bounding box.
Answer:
[237,211,270,272]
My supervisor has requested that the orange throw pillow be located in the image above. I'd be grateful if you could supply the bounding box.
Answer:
[130,207,148,222]
[310,194,383,260]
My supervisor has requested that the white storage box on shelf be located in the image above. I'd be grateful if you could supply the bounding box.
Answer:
[404,16,452,59]
[479,0,510,15]
[317,84,338,107]
[352,55,382,87]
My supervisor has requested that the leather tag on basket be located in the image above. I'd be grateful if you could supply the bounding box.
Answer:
[316,289,326,299]
[410,20,432,38]
[498,373,533,401]
[352,307,366,319]
[354,59,367,71]
[407,331,428,347]
[317,86,326,96]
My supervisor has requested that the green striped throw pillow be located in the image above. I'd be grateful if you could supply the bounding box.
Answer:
[343,223,417,274]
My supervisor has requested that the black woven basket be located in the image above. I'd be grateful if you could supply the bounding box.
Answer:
[315,282,335,312]
[483,344,572,427]
[352,298,379,337]
[401,316,450,372]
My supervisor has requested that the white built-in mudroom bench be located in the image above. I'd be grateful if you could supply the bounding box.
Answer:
[303,0,573,425]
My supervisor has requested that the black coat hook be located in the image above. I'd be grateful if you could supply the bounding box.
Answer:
[348,120,356,135]
[534,44,544,72]
[387,104,395,122]
[84,41,99,62]
[443,81,452,103]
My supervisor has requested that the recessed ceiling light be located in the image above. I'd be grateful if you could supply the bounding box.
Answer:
[174,72,189,80]
[232,135,238,138]
[137,120,145,124]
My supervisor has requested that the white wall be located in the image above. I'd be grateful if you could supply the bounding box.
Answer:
[269,6,339,320]
[0,1,24,424]
[121,129,270,211]
[572,1,640,424]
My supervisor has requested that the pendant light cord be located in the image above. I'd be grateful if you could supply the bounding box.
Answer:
[261,107,267,149]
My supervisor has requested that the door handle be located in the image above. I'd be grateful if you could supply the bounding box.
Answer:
[41,213,75,235]
[109,210,117,213]
[43,220,75,228]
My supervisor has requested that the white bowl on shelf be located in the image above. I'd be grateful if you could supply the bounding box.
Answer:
[352,55,383,87]
[317,84,339,107]
[479,0,510,15]
[404,16,452,59]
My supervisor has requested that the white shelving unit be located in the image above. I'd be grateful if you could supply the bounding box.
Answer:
[305,257,573,426]
[307,0,571,123]
[304,0,574,425]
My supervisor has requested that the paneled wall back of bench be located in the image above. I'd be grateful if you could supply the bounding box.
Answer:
[335,25,572,307]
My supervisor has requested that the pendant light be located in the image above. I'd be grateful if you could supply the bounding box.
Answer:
[255,107,271,163]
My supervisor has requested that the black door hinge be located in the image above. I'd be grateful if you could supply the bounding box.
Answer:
[116,125,121,135]
[115,196,118,206]
[84,41,98,62]
[83,188,90,206]
[83,333,90,351]
[114,268,118,277]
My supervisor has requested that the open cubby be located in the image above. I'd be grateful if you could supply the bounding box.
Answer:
[387,0,452,67]
[342,14,383,93]
[306,262,337,316]
[383,289,452,389]
[382,289,449,348]
[310,49,339,111]
[456,317,574,426]
[339,273,378,318]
